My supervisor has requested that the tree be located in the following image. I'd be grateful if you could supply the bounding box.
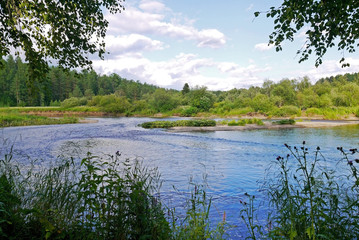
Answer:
[256,1,359,67]
[0,0,125,83]
[181,83,190,95]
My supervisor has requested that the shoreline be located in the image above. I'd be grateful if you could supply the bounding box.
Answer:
[167,120,359,132]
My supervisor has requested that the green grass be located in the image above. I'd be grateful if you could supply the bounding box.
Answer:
[0,112,79,127]
[218,118,264,126]
[272,119,296,125]
[140,119,217,128]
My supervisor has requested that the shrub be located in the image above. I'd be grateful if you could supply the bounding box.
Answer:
[61,97,83,108]
[271,106,301,117]
[181,106,199,117]
[140,119,216,129]
[272,119,295,125]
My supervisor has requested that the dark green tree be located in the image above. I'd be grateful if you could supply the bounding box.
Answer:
[182,83,190,95]
[256,0,359,67]
[0,0,125,83]
[11,56,28,106]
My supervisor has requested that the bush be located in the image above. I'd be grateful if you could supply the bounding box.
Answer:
[272,119,295,125]
[181,106,199,117]
[61,97,83,108]
[225,118,263,126]
[141,119,216,128]
[271,106,301,117]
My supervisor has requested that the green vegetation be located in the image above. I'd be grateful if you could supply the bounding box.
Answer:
[272,119,296,125]
[0,151,228,240]
[257,1,359,67]
[1,0,124,85]
[219,118,264,126]
[0,111,78,127]
[240,144,359,239]
[2,56,359,120]
[141,119,216,129]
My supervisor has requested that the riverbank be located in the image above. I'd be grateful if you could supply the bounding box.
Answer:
[168,120,359,132]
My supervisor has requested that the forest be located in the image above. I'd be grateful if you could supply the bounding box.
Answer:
[1,55,359,119]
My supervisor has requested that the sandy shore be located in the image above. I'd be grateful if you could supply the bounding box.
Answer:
[168,120,359,132]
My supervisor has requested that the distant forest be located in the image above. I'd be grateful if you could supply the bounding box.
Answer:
[1,55,359,118]
[0,55,159,107]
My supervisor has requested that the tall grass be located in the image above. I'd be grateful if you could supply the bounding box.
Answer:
[0,151,171,239]
[0,150,230,239]
[241,143,359,239]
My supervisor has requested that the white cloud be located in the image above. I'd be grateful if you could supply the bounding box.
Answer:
[104,34,164,58]
[246,4,254,11]
[106,4,226,48]
[93,52,272,90]
[139,0,167,13]
[254,42,274,51]
[305,58,359,80]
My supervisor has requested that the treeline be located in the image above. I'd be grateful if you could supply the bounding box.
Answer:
[2,55,359,118]
[0,55,159,107]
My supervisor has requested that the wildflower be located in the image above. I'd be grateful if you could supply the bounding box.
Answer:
[348,161,353,166]
[303,141,306,145]
[355,159,359,163]
[317,146,320,151]
[116,150,121,156]
[284,143,289,148]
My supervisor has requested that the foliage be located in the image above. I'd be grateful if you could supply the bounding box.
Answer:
[272,119,296,125]
[256,1,359,67]
[180,106,199,117]
[2,56,359,120]
[221,118,264,126]
[140,119,217,129]
[0,151,171,239]
[0,0,125,84]
[170,183,228,240]
[270,106,301,117]
[190,87,215,112]
[61,97,87,109]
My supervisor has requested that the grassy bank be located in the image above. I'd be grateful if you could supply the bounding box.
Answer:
[0,111,79,127]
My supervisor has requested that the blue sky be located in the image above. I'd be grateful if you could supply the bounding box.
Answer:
[92,0,359,90]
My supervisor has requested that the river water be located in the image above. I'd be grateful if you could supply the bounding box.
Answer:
[1,117,359,238]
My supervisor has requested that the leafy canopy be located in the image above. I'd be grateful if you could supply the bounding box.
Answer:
[256,0,359,67]
[0,0,125,84]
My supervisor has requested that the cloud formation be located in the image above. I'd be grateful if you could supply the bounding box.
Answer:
[106,3,226,49]
[254,42,274,51]
[104,34,164,57]
[305,58,359,80]
[93,52,272,90]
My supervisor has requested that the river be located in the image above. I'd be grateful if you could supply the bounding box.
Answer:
[1,117,359,238]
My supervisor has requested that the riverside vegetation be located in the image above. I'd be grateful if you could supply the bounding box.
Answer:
[0,110,79,127]
[1,143,359,239]
[0,150,228,240]
[2,55,359,121]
